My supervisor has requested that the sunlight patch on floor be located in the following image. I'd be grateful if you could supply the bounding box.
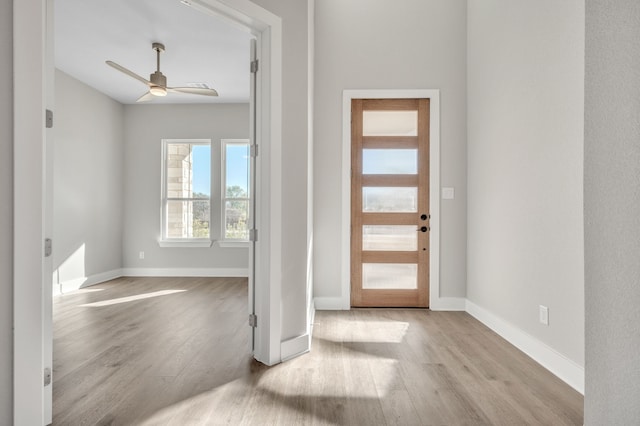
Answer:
[137,377,245,425]
[70,288,105,294]
[135,360,400,426]
[334,320,410,343]
[79,289,187,307]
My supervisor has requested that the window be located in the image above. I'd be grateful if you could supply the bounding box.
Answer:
[161,139,212,247]
[222,139,250,242]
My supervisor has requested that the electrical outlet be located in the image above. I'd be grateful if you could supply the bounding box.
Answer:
[539,305,549,325]
[139,251,145,260]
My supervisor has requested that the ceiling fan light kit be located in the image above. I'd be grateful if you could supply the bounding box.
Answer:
[149,86,167,97]
[106,42,219,102]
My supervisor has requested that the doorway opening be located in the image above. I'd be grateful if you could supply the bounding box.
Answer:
[51,2,254,422]
[13,0,282,423]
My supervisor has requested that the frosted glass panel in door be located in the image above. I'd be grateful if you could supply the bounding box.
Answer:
[362,225,417,251]
[363,149,418,174]
[362,263,418,289]
[362,187,417,212]
[362,111,418,136]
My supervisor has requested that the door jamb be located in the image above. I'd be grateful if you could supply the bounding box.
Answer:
[13,1,47,424]
[341,89,441,310]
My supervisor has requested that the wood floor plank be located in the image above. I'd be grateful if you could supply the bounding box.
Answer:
[53,278,583,425]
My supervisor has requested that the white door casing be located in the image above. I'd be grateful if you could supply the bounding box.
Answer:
[14,0,48,424]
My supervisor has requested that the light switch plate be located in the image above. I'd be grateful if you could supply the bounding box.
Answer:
[539,305,549,325]
[442,187,455,199]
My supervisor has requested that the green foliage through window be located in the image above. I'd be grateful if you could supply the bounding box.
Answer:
[223,141,250,240]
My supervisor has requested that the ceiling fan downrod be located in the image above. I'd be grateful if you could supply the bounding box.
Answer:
[149,42,167,92]
[152,42,165,72]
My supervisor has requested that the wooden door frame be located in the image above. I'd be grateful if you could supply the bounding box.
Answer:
[341,90,443,310]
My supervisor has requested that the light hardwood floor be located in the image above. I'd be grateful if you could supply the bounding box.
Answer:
[53,277,583,425]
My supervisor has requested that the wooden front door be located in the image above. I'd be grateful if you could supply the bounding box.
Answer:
[351,98,430,307]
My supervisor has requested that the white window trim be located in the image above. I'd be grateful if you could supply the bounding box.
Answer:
[221,138,251,244]
[159,138,213,247]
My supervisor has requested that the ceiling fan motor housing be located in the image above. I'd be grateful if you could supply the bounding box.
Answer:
[150,71,167,88]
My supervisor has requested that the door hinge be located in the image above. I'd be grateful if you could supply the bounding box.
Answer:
[249,314,257,328]
[44,367,51,386]
[46,109,53,128]
[250,144,259,157]
[250,59,259,74]
[44,238,52,257]
[249,229,258,242]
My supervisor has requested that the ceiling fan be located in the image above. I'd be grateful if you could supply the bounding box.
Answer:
[106,42,219,102]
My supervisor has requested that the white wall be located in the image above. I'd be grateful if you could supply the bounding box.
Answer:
[54,74,250,279]
[313,0,468,303]
[250,0,313,343]
[122,103,250,271]
[0,0,12,421]
[467,0,585,367]
[584,1,640,422]
[53,70,125,290]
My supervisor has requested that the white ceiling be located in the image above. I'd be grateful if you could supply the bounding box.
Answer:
[55,0,252,104]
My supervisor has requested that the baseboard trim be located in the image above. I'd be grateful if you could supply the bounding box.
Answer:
[55,268,123,295]
[465,299,585,395]
[314,296,349,310]
[56,277,86,295]
[121,267,249,277]
[281,333,311,362]
[430,296,466,311]
[54,268,249,295]
[81,268,123,288]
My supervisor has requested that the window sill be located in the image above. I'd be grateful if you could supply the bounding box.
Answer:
[218,240,250,248]
[158,239,213,248]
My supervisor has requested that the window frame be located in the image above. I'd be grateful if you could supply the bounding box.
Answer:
[220,138,251,246]
[159,138,213,247]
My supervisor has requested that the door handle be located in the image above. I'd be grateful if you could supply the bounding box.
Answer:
[419,226,429,232]
[420,214,430,220]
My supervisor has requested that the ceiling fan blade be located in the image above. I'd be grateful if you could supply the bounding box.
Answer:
[168,87,219,97]
[106,61,151,86]
[136,92,154,103]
